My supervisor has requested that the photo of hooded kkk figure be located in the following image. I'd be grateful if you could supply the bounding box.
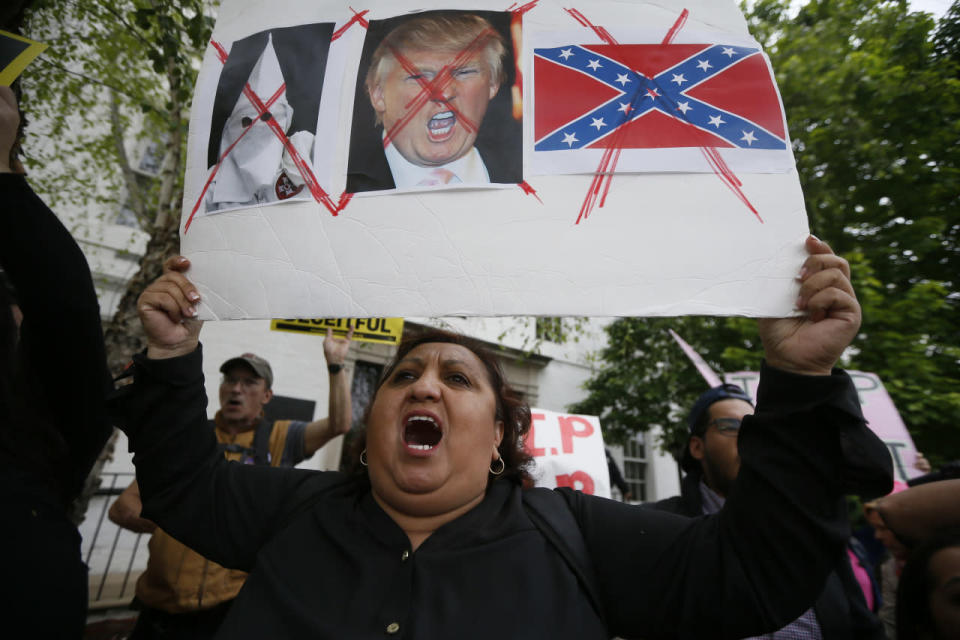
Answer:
[204,23,334,213]
[346,10,523,193]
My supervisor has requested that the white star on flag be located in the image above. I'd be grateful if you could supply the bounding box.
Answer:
[671,73,687,86]
[721,47,737,58]
[590,117,607,130]
[696,59,712,72]
[708,115,725,128]
[676,101,692,114]
[559,48,573,60]
[562,132,579,147]
[618,102,633,114]
[740,130,757,145]
[645,88,660,99]
[615,73,631,86]
[587,59,602,71]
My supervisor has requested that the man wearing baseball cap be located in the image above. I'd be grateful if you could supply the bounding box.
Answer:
[110,329,353,639]
[649,384,885,639]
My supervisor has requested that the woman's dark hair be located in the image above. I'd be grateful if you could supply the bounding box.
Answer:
[347,327,534,486]
[896,529,960,639]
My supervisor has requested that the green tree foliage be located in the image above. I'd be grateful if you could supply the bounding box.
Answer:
[569,316,764,458]
[934,1,960,63]
[21,0,216,374]
[572,0,960,469]
[18,0,216,521]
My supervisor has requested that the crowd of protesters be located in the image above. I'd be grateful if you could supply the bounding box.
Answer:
[2,76,959,640]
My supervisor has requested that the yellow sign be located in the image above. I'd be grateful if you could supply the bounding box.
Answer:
[0,31,48,86]
[271,318,404,345]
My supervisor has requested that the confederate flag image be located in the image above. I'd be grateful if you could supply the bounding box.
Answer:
[532,42,793,174]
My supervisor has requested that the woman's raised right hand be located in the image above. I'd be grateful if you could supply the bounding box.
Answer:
[137,255,203,359]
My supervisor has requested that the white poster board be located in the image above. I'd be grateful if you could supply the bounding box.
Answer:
[181,0,809,320]
[527,408,610,498]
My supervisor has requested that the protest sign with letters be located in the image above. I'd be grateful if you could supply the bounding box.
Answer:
[181,0,810,321]
[270,317,404,345]
[526,409,610,499]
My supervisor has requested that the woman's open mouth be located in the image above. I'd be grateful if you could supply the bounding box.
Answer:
[426,111,456,142]
[403,414,442,453]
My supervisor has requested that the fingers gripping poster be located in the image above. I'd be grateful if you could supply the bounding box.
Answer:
[181,0,809,320]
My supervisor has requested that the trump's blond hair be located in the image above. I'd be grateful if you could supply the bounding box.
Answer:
[365,13,507,125]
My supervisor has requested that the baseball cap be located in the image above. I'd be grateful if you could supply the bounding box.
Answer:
[220,353,273,388]
[681,383,754,473]
[687,384,754,435]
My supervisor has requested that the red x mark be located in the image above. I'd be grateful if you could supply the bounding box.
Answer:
[332,7,370,42]
[362,6,538,202]
[379,27,500,151]
[506,3,544,202]
[185,38,341,233]
[566,8,618,47]
[518,180,543,203]
[564,8,760,224]
[507,1,541,17]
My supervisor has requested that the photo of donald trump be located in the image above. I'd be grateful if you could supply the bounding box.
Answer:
[203,22,333,214]
[346,11,522,193]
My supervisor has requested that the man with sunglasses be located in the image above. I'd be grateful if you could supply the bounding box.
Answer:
[649,384,884,639]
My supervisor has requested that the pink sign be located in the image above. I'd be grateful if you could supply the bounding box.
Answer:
[669,329,723,387]
[724,371,921,483]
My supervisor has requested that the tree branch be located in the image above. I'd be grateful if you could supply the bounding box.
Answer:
[32,57,163,115]
[90,0,164,58]
[154,57,185,231]
[108,91,149,228]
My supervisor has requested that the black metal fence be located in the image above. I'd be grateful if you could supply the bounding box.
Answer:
[80,472,149,609]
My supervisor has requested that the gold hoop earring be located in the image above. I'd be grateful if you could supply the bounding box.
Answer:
[360,449,368,467]
[490,456,505,475]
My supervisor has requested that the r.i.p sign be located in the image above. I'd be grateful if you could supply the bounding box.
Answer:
[526,409,610,499]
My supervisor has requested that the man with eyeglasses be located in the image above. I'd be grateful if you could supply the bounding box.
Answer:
[109,330,353,639]
[649,384,884,640]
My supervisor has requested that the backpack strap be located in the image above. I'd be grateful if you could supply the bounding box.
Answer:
[522,488,608,630]
[251,418,274,465]
[213,418,274,466]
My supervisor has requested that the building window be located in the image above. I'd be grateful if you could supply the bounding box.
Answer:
[138,141,164,176]
[622,433,647,502]
[535,317,565,343]
[114,173,156,229]
[114,203,140,229]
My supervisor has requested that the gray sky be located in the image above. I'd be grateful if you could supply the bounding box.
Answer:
[909,0,952,18]
[784,0,952,19]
